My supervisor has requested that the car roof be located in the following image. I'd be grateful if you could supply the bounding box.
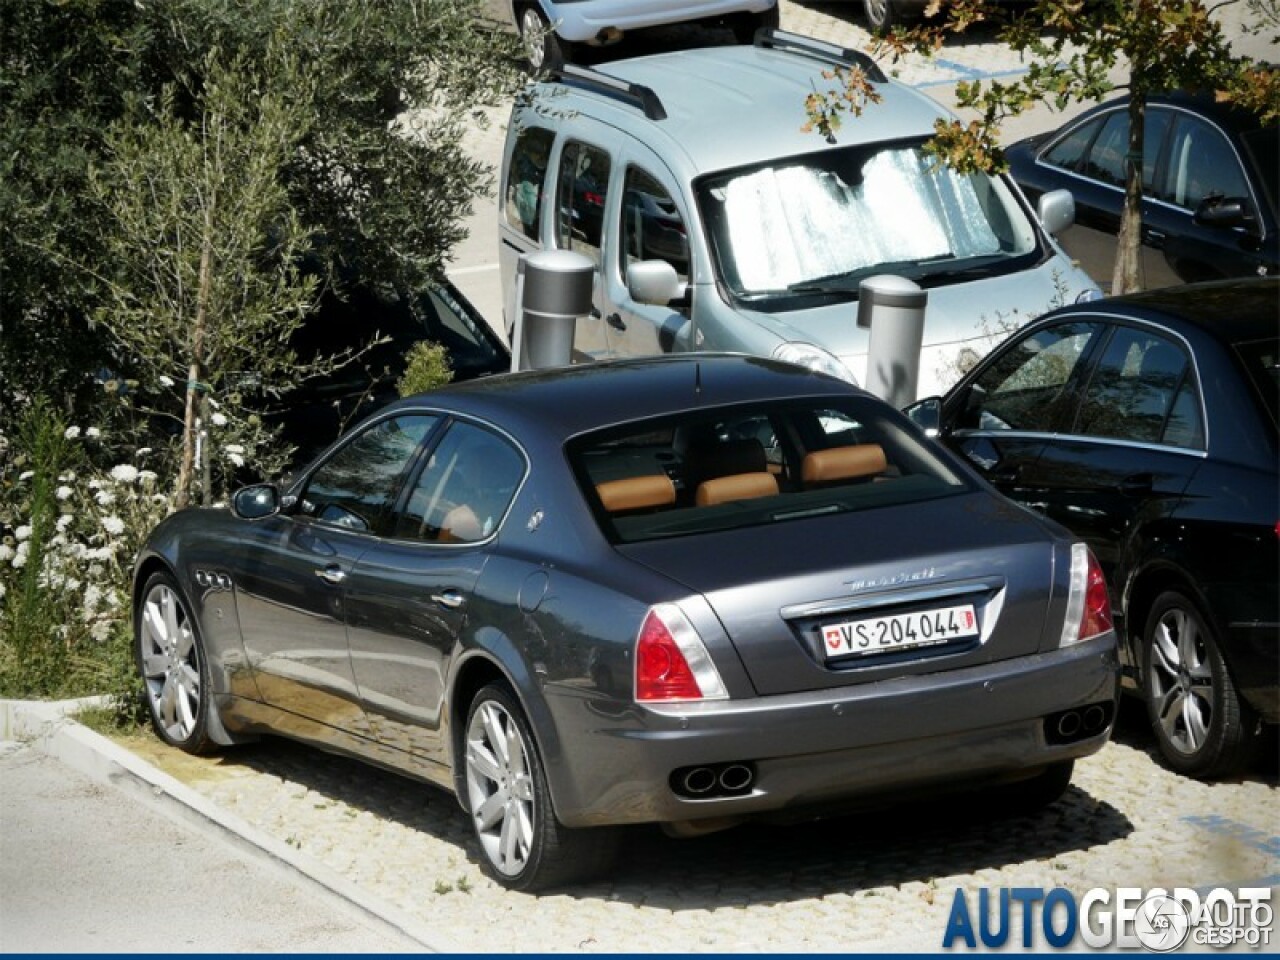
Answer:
[389,354,860,439]
[535,42,949,175]
[1044,277,1279,345]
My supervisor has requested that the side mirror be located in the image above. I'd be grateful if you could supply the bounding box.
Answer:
[903,396,943,437]
[231,483,281,520]
[1193,195,1255,230]
[1037,189,1075,237]
[627,260,685,306]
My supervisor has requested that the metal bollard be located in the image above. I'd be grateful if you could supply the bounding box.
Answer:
[511,250,594,372]
[857,275,928,408]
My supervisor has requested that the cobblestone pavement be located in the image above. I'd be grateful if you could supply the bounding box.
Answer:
[114,702,1277,953]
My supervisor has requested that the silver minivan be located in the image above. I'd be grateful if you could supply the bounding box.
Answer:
[499,31,1100,398]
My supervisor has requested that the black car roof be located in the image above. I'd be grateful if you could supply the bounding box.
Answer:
[386,354,858,438]
[1047,277,1279,345]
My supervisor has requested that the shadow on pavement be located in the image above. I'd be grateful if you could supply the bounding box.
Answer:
[219,734,1132,905]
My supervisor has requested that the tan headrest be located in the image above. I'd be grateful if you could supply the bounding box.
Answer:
[802,444,887,486]
[596,475,676,514]
[695,472,779,507]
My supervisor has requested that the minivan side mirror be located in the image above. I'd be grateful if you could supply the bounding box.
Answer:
[231,483,281,520]
[1037,189,1075,237]
[627,260,686,306]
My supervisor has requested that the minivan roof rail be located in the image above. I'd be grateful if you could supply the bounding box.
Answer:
[755,28,888,83]
[550,64,668,121]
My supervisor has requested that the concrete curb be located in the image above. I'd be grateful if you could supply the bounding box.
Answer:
[1,698,454,953]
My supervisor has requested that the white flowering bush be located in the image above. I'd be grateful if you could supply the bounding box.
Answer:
[0,402,172,699]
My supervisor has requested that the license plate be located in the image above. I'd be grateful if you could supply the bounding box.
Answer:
[821,604,979,660]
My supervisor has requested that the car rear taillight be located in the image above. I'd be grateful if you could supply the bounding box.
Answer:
[635,604,728,703]
[1060,543,1114,647]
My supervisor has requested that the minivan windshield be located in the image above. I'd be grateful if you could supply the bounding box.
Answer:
[696,140,1041,305]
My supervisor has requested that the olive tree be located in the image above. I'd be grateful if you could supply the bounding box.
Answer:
[805,0,1279,294]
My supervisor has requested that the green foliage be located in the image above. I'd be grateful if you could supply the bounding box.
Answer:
[397,342,456,397]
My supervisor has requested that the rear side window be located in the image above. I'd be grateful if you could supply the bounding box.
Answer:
[570,398,970,544]
[1075,327,1201,448]
[505,126,554,238]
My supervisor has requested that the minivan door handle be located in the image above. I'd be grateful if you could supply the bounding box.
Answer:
[606,312,626,331]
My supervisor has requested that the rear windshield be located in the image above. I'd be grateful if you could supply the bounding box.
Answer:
[570,398,972,544]
[1234,337,1280,430]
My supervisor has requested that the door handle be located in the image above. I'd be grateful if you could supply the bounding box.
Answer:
[432,590,465,610]
[1119,473,1154,494]
[1142,228,1166,248]
[606,313,626,331]
[315,565,346,586]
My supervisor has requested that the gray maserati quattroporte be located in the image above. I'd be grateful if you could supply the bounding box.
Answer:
[132,354,1119,890]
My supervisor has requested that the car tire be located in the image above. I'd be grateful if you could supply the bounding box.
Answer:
[862,0,909,34]
[135,571,217,754]
[731,6,781,45]
[463,683,617,891]
[1143,590,1258,778]
[518,4,571,72]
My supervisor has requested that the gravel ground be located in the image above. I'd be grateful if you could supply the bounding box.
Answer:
[113,701,1278,953]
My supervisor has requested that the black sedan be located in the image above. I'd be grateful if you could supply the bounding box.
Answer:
[1006,90,1278,290]
[133,355,1117,890]
[908,277,1278,778]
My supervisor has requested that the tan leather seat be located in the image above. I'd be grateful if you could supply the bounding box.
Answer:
[695,472,779,507]
[439,503,484,543]
[801,444,887,487]
[596,475,677,514]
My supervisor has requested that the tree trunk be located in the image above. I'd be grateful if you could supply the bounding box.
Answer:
[1111,91,1147,295]
[175,239,213,509]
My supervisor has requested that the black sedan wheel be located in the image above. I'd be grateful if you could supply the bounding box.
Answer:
[135,572,216,754]
[463,684,615,890]
[1143,590,1257,778]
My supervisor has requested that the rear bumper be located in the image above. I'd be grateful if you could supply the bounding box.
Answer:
[542,634,1118,827]
[1226,622,1280,724]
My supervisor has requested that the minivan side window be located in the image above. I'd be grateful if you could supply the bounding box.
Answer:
[505,126,554,239]
[555,141,612,266]
[620,166,689,283]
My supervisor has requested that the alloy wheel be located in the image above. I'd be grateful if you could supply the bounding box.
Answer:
[519,7,547,71]
[465,697,536,877]
[1147,604,1214,756]
[138,582,203,744]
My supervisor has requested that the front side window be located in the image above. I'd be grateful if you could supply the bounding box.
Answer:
[1075,327,1200,447]
[963,322,1102,433]
[396,421,525,543]
[572,398,970,544]
[1044,108,1170,191]
[695,141,1039,306]
[555,140,612,266]
[1157,115,1250,210]
[301,415,438,532]
[620,166,689,282]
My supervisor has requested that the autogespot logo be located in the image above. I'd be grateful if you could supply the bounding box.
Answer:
[942,886,1273,951]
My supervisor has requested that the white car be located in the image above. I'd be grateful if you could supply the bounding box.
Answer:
[481,0,780,69]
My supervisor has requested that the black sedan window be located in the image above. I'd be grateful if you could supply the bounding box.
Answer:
[395,421,525,544]
[1156,115,1250,211]
[1075,327,1201,448]
[962,322,1102,433]
[299,415,438,532]
[572,398,969,544]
